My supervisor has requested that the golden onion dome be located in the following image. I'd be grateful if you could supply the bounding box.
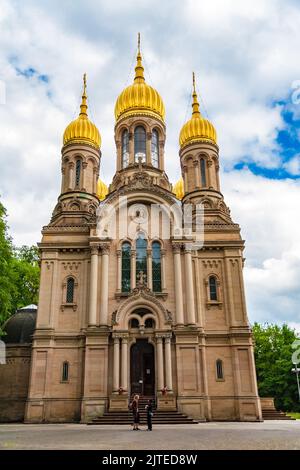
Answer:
[96,178,108,201]
[173,177,184,200]
[114,34,165,123]
[63,74,101,149]
[179,73,217,148]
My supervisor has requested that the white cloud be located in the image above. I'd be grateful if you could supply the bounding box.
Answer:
[222,170,300,325]
[0,0,300,328]
[284,155,300,175]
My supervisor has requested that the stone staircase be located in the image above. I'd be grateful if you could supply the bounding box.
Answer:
[260,397,295,420]
[89,396,198,425]
[262,409,295,420]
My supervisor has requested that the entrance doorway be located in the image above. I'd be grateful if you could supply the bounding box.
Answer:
[130,339,155,396]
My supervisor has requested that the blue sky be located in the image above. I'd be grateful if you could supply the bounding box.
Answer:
[0,0,300,330]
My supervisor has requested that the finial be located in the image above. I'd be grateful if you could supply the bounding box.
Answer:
[191,72,200,117]
[134,33,145,82]
[83,73,87,95]
[138,32,141,54]
[79,73,88,118]
[192,72,196,94]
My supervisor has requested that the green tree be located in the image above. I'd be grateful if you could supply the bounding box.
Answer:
[11,245,40,312]
[0,200,16,332]
[252,322,300,412]
[0,199,40,335]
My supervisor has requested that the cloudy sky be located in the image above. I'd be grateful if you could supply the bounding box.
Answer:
[0,0,300,330]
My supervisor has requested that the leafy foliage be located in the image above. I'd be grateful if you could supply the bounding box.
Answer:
[252,322,300,412]
[0,200,40,335]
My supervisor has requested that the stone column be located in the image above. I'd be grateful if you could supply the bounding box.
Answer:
[184,245,196,325]
[159,142,164,171]
[131,249,136,290]
[61,165,66,193]
[129,132,134,164]
[113,336,120,392]
[68,162,74,190]
[156,336,164,390]
[121,336,128,391]
[161,249,166,292]
[194,160,201,188]
[164,335,173,391]
[82,161,88,191]
[146,132,152,165]
[116,140,121,171]
[172,244,184,325]
[182,166,188,194]
[216,161,220,192]
[88,244,99,326]
[116,249,122,293]
[207,158,213,189]
[99,244,110,326]
[92,167,97,195]
[147,248,152,290]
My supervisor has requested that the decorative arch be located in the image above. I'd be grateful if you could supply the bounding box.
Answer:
[114,289,172,329]
[68,201,81,211]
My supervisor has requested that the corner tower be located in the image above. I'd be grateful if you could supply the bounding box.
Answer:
[52,74,101,225]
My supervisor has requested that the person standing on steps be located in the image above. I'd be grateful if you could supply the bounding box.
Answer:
[145,399,153,431]
[131,394,140,430]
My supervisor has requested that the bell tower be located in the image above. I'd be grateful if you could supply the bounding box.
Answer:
[179,74,231,224]
[111,34,171,193]
[51,74,101,225]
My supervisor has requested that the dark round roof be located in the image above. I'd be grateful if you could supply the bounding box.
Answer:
[3,305,37,344]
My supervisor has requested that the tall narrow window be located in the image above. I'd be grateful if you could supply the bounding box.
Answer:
[62,361,69,382]
[216,359,224,380]
[136,235,147,283]
[121,130,129,168]
[121,242,131,292]
[209,276,218,301]
[151,129,159,168]
[152,241,161,292]
[75,159,81,188]
[200,158,206,187]
[66,277,75,303]
[134,126,146,163]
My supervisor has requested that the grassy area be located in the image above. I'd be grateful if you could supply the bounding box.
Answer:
[286,412,300,420]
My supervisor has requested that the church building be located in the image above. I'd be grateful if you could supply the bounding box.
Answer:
[0,39,262,423]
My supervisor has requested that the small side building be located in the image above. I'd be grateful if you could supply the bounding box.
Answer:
[0,305,37,422]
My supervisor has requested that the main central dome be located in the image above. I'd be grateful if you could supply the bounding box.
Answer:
[114,41,165,123]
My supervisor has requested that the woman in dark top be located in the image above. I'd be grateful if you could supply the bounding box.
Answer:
[146,399,153,431]
[131,394,140,430]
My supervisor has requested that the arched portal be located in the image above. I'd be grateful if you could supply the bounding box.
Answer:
[130,339,155,396]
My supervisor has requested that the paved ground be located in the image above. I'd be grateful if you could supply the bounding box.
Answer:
[0,421,300,450]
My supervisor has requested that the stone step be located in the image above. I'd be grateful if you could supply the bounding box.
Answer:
[90,406,198,425]
[262,410,295,420]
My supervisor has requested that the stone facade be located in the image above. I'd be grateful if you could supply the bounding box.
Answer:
[2,47,262,424]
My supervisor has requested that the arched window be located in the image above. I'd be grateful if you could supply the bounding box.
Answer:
[75,159,81,188]
[216,359,224,380]
[130,318,139,328]
[152,241,161,292]
[121,130,129,168]
[62,361,69,382]
[200,158,206,187]
[136,235,147,283]
[209,275,218,301]
[66,277,75,303]
[134,126,146,163]
[121,242,131,292]
[145,318,155,328]
[151,129,159,168]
